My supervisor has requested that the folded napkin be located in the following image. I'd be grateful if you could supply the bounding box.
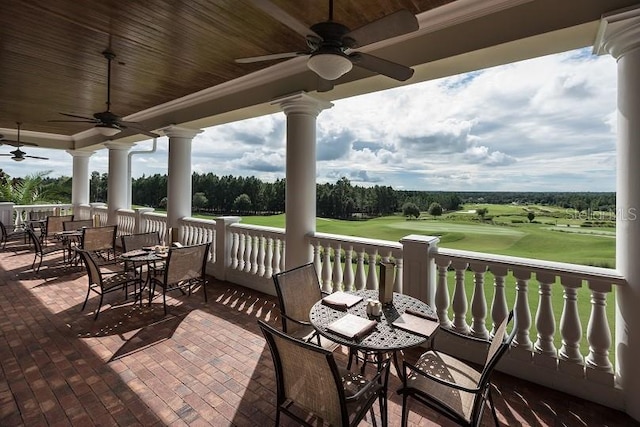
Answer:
[322,291,363,309]
[327,313,377,340]
[392,310,439,337]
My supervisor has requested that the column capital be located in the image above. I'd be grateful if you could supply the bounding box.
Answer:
[594,6,640,59]
[162,126,203,139]
[66,149,95,158]
[272,91,333,116]
[103,141,136,151]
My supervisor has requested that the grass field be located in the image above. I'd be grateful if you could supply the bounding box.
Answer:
[234,203,617,359]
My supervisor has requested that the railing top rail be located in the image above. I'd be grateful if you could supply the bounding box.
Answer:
[116,208,135,215]
[14,203,72,209]
[179,216,217,226]
[437,247,626,285]
[142,211,168,219]
[310,231,403,251]
[230,222,285,235]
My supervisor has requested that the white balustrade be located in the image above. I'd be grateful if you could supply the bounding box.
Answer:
[228,223,285,280]
[178,217,215,247]
[141,212,167,243]
[308,232,403,294]
[14,203,73,227]
[116,209,136,236]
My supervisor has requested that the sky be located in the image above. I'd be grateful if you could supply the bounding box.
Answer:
[2,47,618,192]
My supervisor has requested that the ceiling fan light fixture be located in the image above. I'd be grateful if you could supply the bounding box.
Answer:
[307,52,353,81]
[12,156,25,162]
[95,125,121,137]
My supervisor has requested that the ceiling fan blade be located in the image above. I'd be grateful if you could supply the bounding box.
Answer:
[236,51,308,64]
[344,9,419,48]
[25,155,49,160]
[119,121,160,138]
[0,140,38,147]
[249,0,319,39]
[58,112,97,121]
[47,119,96,123]
[349,52,414,81]
[0,154,12,157]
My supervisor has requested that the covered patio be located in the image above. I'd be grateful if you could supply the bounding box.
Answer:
[3,0,640,424]
[0,241,635,426]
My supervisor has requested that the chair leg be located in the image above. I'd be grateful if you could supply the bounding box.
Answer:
[94,294,104,320]
[487,384,500,426]
[81,286,91,311]
[401,394,409,427]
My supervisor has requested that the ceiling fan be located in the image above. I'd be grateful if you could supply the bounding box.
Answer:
[50,48,159,138]
[237,0,419,85]
[0,122,49,162]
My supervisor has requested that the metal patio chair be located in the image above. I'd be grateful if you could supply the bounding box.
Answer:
[258,319,387,426]
[76,249,142,319]
[25,226,66,272]
[148,242,210,315]
[0,220,27,250]
[397,311,516,427]
[121,231,165,276]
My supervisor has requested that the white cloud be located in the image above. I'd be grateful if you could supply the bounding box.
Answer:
[4,47,618,192]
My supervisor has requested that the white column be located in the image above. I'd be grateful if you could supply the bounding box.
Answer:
[67,150,94,206]
[104,141,134,226]
[162,126,202,229]
[595,6,640,422]
[272,92,332,270]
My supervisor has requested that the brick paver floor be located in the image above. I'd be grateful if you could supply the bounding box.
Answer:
[0,239,636,426]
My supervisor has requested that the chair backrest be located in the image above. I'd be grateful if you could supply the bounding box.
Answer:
[272,263,323,335]
[121,232,160,252]
[63,219,93,231]
[81,225,117,252]
[163,242,210,285]
[258,320,346,427]
[76,249,104,287]
[25,226,43,254]
[472,311,516,420]
[45,214,74,236]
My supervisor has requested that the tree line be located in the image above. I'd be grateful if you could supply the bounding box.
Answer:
[1,170,616,220]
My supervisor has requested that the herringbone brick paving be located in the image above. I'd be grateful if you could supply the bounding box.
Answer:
[0,239,636,426]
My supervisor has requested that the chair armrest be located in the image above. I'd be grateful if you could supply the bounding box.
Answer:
[344,370,383,402]
[402,359,482,394]
[437,326,492,344]
[281,313,312,327]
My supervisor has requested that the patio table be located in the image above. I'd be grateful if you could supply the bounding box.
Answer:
[120,249,167,303]
[310,289,437,389]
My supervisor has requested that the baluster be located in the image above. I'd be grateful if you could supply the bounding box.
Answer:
[366,248,379,290]
[343,246,355,291]
[247,234,256,273]
[394,257,403,293]
[264,237,273,278]
[257,234,266,276]
[333,244,343,291]
[230,231,239,270]
[489,266,508,336]
[280,240,286,272]
[586,280,613,374]
[513,269,533,351]
[559,277,584,369]
[435,257,452,328]
[354,249,366,290]
[470,262,489,339]
[272,239,281,275]
[322,243,333,293]
[451,260,469,333]
[314,241,322,276]
[535,273,557,359]
[237,232,246,271]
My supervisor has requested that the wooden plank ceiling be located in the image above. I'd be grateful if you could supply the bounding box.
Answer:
[0,0,455,137]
